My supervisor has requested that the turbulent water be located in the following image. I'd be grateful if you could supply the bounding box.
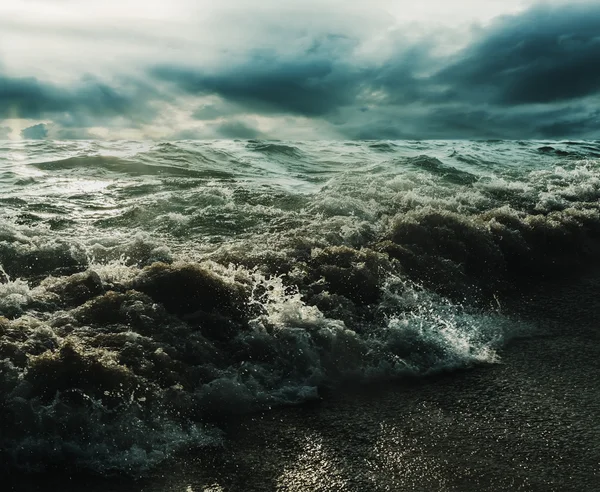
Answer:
[1,139,599,476]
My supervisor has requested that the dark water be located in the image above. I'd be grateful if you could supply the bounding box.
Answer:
[1,140,599,489]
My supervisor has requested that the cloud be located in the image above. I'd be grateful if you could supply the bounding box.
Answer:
[146,3,600,139]
[52,127,99,139]
[168,120,264,140]
[0,126,10,139]
[339,2,600,139]
[0,73,155,124]
[531,106,600,138]
[421,103,600,139]
[192,102,236,121]
[1,2,600,139]
[21,123,48,139]
[436,3,600,106]
[215,120,264,139]
[151,34,365,117]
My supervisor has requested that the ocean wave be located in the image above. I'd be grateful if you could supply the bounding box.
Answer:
[31,155,233,179]
[405,155,479,185]
[1,139,600,475]
[368,142,398,152]
[381,203,600,301]
[246,141,304,157]
[0,259,512,474]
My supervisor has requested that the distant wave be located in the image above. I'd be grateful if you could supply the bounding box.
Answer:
[368,141,398,152]
[405,155,479,185]
[31,155,234,179]
[246,141,304,157]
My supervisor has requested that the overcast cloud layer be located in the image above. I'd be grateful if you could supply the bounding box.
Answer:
[0,0,598,140]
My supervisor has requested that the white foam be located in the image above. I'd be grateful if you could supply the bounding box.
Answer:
[0,278,32,314]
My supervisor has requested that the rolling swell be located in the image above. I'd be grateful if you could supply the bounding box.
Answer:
[405,155,478,185]
[1,140,600,475]
[246,141,303,157]
[32,155,234,179]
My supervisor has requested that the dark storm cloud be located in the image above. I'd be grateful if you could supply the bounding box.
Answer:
[354,2,600,139]
[151,56,365,117]
[339,101,600,140]
[532,108,600,138]
[150,30,367,117]
[436,3,600,106]
[0,73,155,123]
[419,104,600,140]
[148,32,430,117]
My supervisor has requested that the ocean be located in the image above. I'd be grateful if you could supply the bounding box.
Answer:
[1,139,599,491]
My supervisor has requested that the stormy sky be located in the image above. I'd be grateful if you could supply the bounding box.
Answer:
[0,0,598,140]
